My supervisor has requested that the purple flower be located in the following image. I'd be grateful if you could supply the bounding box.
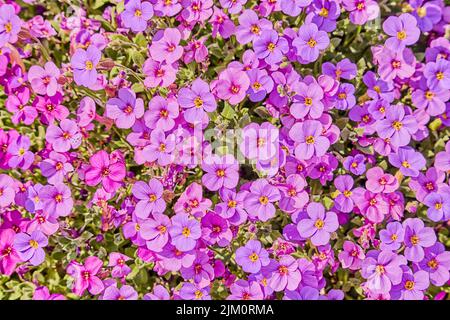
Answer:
[322,58,357,80]
[0,174,15,208]
[361,250,406,294]
[379,222,404,251]
[201,154,239,191]
[376,105,418,147]
[290,80,324,119]
[403,218,436,262]
[132,178,166,219]
[178,78,217,123]
[279,174,309,213]
[180,251,214,287]
[144,95,179,131]
[335,83,356,110]
[39,151,74,184]
[297,202,338,246]
[14,230,48,266]
[39,183,73,217]
[46,119,82,152]
[106,88,144,129]
[281,0,311,17]
[142,129,175,166]
[410,0,442,32]
[244,179,281,222]
[235,9,272,45]
[411,79,449,116]
[235,240,270,273]
[71,45,101,88]
[289,120,330,160]
[7,135,34,170]
[423,192,450,222]
[253,30,288,65]
[150,28,183,63]
[383,13,420,51]
[140,213,171,252]
[292,23,330,63]
[103,285,138,300]
[169,214,201,252]
[388,147,426,177]
[267,255,301,291]
[333,174,356,213]
[0,5,22,46]
[418,242,450,286]
[121,0,154,32]
[378,47,415,82]
[390,270,429,300]
[179,282,211,300]
[423,59,450,91]
[246,69,274,102]
[240,122,279,161]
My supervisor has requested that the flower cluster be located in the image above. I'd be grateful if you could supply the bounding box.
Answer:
[0,0,449,300]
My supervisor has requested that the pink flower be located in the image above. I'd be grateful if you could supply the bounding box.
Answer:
[67,256,105,296]
[85,150,126,193]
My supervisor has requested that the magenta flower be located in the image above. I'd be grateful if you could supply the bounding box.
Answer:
[342,0,380,25]
[121,0,154,32]
[143,58,177,88]
[279,174,309,213]
[228,280,264,300]
[14,230,48,266]
[150,28,183,63]
[235,240,270,273]
[201,154,239,191]
[85,150,126,192]
[0,229,20,275]
[169,214,201,252]
[132,178,166,219]
[33,286,65,300]
[71,45,101,88]
[215,68,250,105]
[145,95,179,131]
[239,122,279,161]
[39,183,73,217]
[201,212,232,247]
[108,252,132,278]
[106,88,144,129]
[353,187,389,223]
[5,88,37,125]
[292,23,330,63]
[244,179,281,222]
[46,119,82,152]
[289,120,330,160]
[28,61,60,96]
[338,241,365,270]
[297,202,338,246]
[68,256,105,296]
[378,48,415,81]
[365,166,399,193]
[178,78,217,123]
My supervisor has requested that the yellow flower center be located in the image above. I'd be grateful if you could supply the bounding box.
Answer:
[314,219,324,229]
[194,97,203,108]
[85,60,93,71]
[307,38,317,48]
[252,82,262,90]
[29,239,39,249]
[251,25,260,34]
[404,280,415,291]
[267,42,276,52]
[402,161,410,168]
[436,72,444,81]
[397,30,407,40]
[134,9,142,17]
[306,135,315,144]
[392,121,403,130]
[417,6,427,18]
[319,7,329,17]
[410,235,419,245]
[5,22,12,33]
[249,252,259,262]
[182,227,191,237]
[343,190,352,197]
[216,169,225,177]
[149,194,157,202]
[228,200,236,208]
[259,196,269,205]
[304,97,313,106]
[435,202,442,210]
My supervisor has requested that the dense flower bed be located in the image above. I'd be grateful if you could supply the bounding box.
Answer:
[0,0,449,300]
